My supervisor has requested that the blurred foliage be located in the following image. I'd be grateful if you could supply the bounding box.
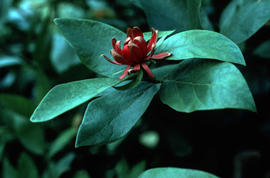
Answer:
[0,0,270,178]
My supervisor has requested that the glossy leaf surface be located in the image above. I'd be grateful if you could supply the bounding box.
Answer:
[139,167,219,178]
[54,18,126,77]
[136,0,202,32]
[76,82,160,147]
[220,0,270,44]
[30,78,119,122]
[157,59,256,113]
[156,30,245,65]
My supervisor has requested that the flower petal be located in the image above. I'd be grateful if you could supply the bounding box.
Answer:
[122,45,136,65]
[134,36,148,56]
[101,54,122,65]
[147,28,158,53]
[151,52,172,60]
[127,27,133,38]
[142,63,154,78]
[133,64,141,71]
[127,41,144,63]
[111,49,126,64]
[120,65,131,79]
[112,38,122,54]
[132,27,144,38]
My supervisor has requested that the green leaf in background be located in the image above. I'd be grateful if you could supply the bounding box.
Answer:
[0,0,12,23]
[51,32,81,73]
[48,128,76,158]
[0,56,22,68]
[42,153,75,178]
[75,82,160,147]
[1,110,46,155]
[2,158,18,178]
[0,126,14,159]
[35,70,52,102]
[220,0,270,44]
[18,153,39,178]
[54,153,75,177]
[0,94,36,117]
[30,78,120,122]
[139,167,219,178]
[135,0,202,32]
[254,40,270,58]
[54,18,126,77]
[73,170,91,178]
[156,30,246,65]
[115,159,146,178]
[157,59,256,113]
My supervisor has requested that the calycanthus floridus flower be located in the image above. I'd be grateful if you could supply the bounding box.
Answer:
[102,27,171,79]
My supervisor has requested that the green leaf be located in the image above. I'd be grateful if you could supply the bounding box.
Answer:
[135,0,202,32]
[30,78,120,122]
[75,82,160,147]
[139,167,219,178]
[220,0,270,44]
[54,18,126,77]
[113,70,143,90]
[18,153,39,178]
[158,59,256,113]
[42,153,75,178]
[54,153,75,177]
[1,110,46,155]
[0,94,36,117]
[2,158,18,178]
[51,32,80,73]
[0,0,12,23]
[73,170,91,178]
[48,128,76,158]
[0,56,22,68]
[254,40,270,58]
[143,30,175,43]
[115,159,146,178]
[156,30,246,65]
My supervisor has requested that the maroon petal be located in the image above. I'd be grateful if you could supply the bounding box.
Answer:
[101,54,122,65]
[112,38,122,54]
[124,37,131,45]
[122,45,136,65]
[120,65,131,79]
[151,52,172,60]
[142,63,154,79]
[127,27,133,38]
[133,64,141,71]
[127,41,144,63]
[147,28,158,53]
[111,49,126,64]
[132,27,144,38]
[133,36,148,57]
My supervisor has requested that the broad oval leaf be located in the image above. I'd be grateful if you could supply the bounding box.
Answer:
[30,78,120,122]
[135,0,202,32]
[139,167,219,178]
[156,30,246,65]
[75,82,160,147]
[158,59,256,113]
[220,0,270,44]
[54,18,126,77]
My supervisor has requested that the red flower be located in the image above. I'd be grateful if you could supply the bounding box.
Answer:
[102,27,171,79]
